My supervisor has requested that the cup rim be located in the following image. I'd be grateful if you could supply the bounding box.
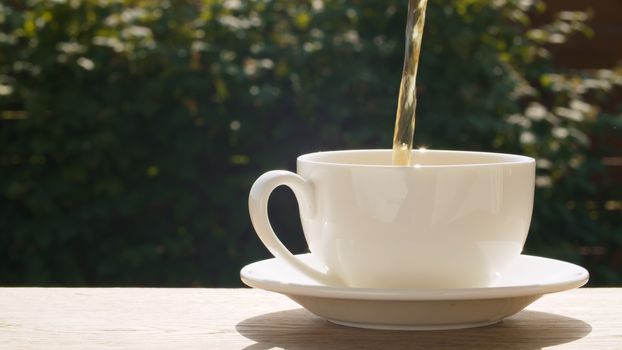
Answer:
[297,149,535,168]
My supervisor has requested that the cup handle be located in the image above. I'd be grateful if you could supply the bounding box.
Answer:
[249,170,342,285]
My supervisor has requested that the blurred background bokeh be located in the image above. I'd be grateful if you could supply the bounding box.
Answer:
[1,0,620,287]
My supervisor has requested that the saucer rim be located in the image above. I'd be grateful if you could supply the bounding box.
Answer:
[240,254,589,301]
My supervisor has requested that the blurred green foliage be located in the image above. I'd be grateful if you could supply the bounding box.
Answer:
[0,0,620,286]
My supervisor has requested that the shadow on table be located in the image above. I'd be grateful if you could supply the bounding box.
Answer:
[236,308,591,350]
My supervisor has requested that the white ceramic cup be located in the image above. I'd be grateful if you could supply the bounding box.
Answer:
[249,149,535,289]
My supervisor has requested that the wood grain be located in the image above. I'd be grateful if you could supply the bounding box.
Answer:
[0,288,619,349]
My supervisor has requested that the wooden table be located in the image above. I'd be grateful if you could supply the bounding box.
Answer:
[0,288,619,349]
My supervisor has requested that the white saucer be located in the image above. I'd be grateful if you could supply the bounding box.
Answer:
[240,254,588,330]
